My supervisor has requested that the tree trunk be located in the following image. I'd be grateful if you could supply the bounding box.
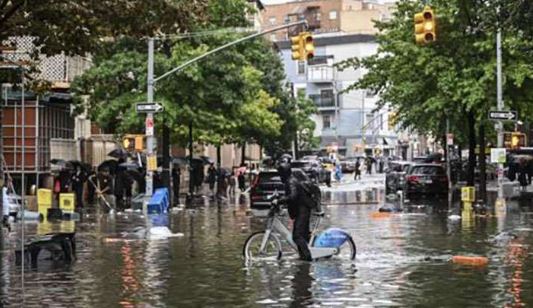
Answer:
[188,121,194,196]
[467,111,476,186]
[241,143,246,165]
[216,145,221,166]
[478,123,487,203]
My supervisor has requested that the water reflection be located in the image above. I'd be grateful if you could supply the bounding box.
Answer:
[289,262,312,307]
[0,192,533,306]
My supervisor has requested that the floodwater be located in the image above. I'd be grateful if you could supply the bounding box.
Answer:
[1,189,533,307]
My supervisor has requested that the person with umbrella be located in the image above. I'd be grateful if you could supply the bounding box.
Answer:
[237,163,247,192]
[71,164,87,211]
[216,166,228,200]
[207,163,217,197]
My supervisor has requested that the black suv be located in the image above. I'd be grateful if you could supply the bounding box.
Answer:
[250,170,285,209]
[403,163,448,199]
[385,161,412,193]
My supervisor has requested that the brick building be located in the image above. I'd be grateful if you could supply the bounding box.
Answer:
[261,0,394,41]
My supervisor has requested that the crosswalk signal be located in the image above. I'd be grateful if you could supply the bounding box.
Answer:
[414,6,436,45]
[511,132,526,149]
[122,134,145,152]
[290,34,303,61]
[301,32,314,61]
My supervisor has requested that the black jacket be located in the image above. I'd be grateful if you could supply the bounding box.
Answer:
[281,176,317,219]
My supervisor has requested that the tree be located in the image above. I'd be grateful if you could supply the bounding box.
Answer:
[71,0,290,154]
[0,0,209,57]
[337,0,533,193]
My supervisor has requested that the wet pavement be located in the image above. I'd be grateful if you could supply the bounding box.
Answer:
[1,178,533,307]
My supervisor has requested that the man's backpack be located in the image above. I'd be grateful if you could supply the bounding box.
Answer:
[299,180,322,211]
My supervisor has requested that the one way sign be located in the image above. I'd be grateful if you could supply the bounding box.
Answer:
[488,110,517,121]
[136,102,164,113]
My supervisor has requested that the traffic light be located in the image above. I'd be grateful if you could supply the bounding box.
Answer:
[388,111,398,128]
[290,34,303,61]
[414,6,436,45]
[301,32,314,60]
[122,134,145,152]
[511,132,526,149]
[290,32,314,61]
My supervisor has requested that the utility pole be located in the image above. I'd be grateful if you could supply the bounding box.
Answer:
[145,38,155,198]
[495,16,505,209]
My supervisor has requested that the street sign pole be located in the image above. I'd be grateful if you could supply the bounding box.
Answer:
[495,23,505,209]
[146,38,155,198]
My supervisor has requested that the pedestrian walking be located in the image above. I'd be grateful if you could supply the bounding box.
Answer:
[207,163,217,197]
[354,159,361,181]
[237,163,247,192]
[2,178,12,232]
[216,167,228,200]
[172,167,181,206]
[366,157,373,175]
[228,168,237,197]
[334,163,343,182]
[71,166,86,211]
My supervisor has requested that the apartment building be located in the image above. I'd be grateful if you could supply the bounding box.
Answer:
[261,0,394,41]
[264,0,398,157]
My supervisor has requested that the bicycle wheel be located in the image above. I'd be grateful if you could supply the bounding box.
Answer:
[243,231,282,261]
[334,235,357,260]
[313,235,357,261]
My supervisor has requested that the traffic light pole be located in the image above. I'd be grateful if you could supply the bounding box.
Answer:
[495,25,505,209]
[146,38,155,197]
[145,20,307,200]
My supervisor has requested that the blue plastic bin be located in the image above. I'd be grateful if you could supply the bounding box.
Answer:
[147,188,169,214]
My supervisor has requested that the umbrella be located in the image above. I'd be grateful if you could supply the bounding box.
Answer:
[50,159,74,171]
[172,157,189,166]
[118,161,141,171]
[172,157,206,166]
[50,158,66,165]
[199,155,214,164]
[98,159,119,174]
[107,148,129,159]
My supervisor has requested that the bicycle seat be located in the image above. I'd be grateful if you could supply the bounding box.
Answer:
[313,211,325,217]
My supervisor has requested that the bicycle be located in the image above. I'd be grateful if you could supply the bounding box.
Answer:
[243,192,356,261]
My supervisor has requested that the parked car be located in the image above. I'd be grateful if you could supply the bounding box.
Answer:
[339,156,364,173]
[250,168,313,209]
[403,163,448,199]
[5,193,25,218]
[250,170,285,209]
[291,160,331,187]
[385,161,413,193]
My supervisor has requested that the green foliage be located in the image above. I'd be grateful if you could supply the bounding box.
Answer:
[72,0,297,151]
[0,0,209,57]
[337,0,533,146]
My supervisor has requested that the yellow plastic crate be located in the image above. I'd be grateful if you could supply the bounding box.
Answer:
[37,189,53,218]
[59,193,76,213]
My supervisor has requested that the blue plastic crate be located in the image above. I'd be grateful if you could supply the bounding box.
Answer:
[147,188,170,214]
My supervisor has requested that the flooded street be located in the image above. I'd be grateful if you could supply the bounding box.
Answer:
[1,182,533,307]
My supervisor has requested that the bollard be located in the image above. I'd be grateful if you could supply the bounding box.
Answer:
[461,186,475,227]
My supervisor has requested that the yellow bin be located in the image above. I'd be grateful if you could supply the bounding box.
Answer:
[59,193,76,213]
[37,189,53,219]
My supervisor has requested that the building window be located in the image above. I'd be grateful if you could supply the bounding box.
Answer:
[269,17,276,25]
[323,115,331,129]
[297,61,305,75]
[329,10,337,20]
[315,12,321,21]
